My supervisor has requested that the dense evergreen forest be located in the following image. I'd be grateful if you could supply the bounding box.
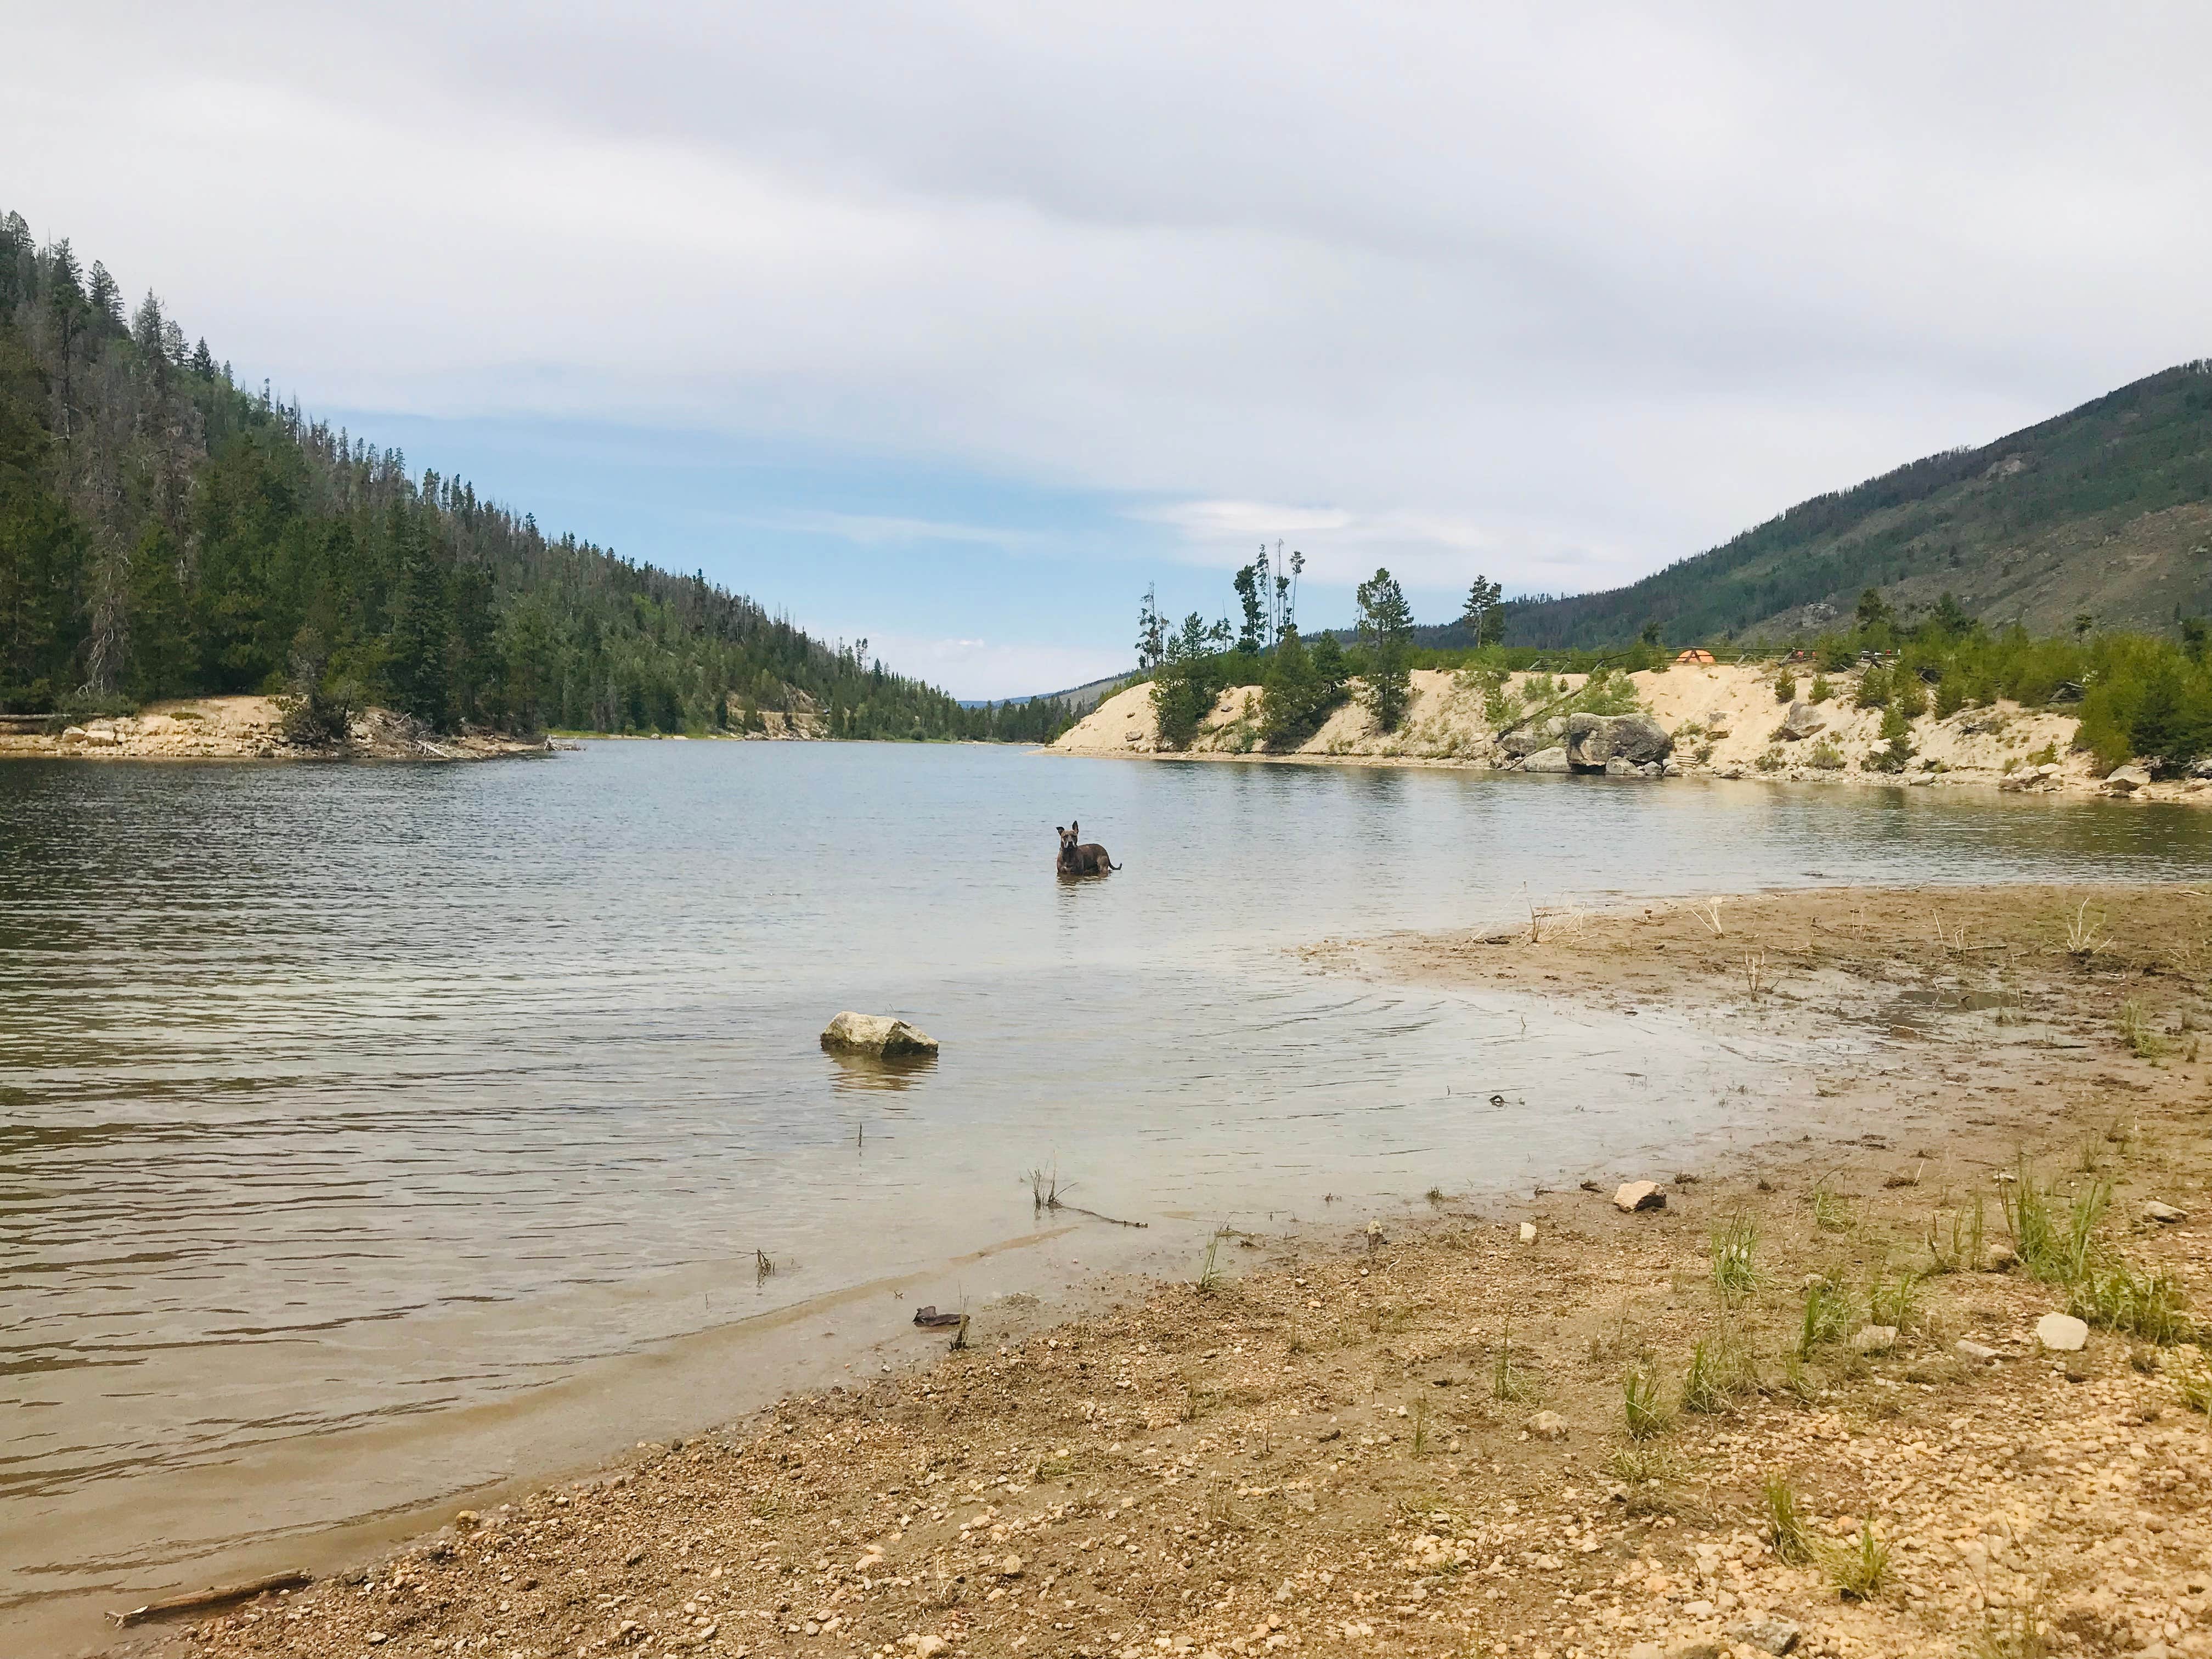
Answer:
[1484,362,2212,650]
[0,212,1070,742]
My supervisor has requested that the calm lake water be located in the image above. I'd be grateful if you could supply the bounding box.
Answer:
[3,743,2209,1635]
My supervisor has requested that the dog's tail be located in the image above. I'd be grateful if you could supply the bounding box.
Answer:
[1107,857,1122,871]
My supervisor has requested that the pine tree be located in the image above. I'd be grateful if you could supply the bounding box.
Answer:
[87,261,123,331]
[1355,567,1415,730]
[1135,584,1165,673]
[1460,574,1503,648]
[386,507,453,725]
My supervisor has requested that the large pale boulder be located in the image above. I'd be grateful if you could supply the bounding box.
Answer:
[1778,701,1824,741]
[2104,765,2152,794]
[1521,746,1572,773]
[1497,714,1568,758]
[820,1012,940,1058]
[1566,713,1671,771]
[2035,1312,2089,1352]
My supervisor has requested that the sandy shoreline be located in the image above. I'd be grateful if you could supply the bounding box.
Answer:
[0,696,557,763]
[70,883,2212,1659]
[1052,663,2212,806]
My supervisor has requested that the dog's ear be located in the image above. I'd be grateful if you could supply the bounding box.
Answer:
[1055,825,1065,836]
[1071,820,1079,837]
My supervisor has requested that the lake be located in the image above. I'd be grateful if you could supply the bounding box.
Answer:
[3,742,2207,1639]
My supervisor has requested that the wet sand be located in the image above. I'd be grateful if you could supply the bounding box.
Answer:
[84,883,2212,1659]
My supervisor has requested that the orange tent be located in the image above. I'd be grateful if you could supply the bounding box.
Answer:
[1674,648,1716,664]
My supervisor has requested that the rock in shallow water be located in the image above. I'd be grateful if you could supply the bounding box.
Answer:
[820,1012,940,1057]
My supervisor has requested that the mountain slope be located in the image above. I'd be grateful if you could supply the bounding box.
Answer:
[1490,363,2212,650]
[0,211,1065,741]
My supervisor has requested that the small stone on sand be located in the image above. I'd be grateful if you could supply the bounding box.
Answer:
[2036,1312,2090,1352]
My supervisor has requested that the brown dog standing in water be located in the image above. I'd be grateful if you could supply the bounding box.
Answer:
[1056,821,1120,877]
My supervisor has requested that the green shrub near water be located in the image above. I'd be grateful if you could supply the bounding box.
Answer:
[1149,613,1240,749]
[1257,629,1351,749]
[1866,704,1916,772]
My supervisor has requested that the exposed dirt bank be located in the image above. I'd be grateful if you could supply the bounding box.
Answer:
[0,697,556,761]
[91,884,2212,1659]
[1052,663,2206,803]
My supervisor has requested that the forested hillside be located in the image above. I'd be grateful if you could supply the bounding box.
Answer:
[1483,363,2212,650]
[0,212,1068,742]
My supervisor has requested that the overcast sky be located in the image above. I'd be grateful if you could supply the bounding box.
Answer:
[7,3,2209,696]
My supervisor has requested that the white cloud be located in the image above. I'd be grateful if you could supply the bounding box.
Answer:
[7,3,2209,617]
[1132,500,1605,591]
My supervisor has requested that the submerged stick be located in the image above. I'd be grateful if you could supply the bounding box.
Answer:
[1056,1202,1147,1229]
[111,1571,313,1626]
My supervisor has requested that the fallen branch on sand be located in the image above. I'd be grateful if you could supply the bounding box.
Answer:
[111,1571,313,1626]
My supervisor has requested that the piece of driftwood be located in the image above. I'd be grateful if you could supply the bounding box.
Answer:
[110,1571,313,1626]
[912,1306,962,1328]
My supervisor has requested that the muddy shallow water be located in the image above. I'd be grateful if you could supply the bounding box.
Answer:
[3,743,2207,1641]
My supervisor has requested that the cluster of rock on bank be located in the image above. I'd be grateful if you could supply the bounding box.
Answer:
[0,696,555,762]
[1494,710,1673,776]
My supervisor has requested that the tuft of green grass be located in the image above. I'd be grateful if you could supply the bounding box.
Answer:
[2069,1260,2194,1345]
[1968,1602,2056,1659]
[2004,1164,2106,1284]
[2174,1356,2212,1418]
[1826,1519,1891,1600]
[1195,1224,1231,1294]
[2001,1161,2193,1341]
[1491,1323,1539,1403]
[1867,1268,1924,1333]
[2118,998,2168,1059]
[1926,1197,1986,1276]
[1604,1444,1675,1486]
[1760,1475,1813,1563]
[1680,1322,1759,1415]
[1623,1366,1671,1441]
[1797,1274,1852,1357]
[1710,1212,1759,1299]
[1781,1355,1820,1404]
[1605,1445,1690,1515]
[1812,1182,1852,1233]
